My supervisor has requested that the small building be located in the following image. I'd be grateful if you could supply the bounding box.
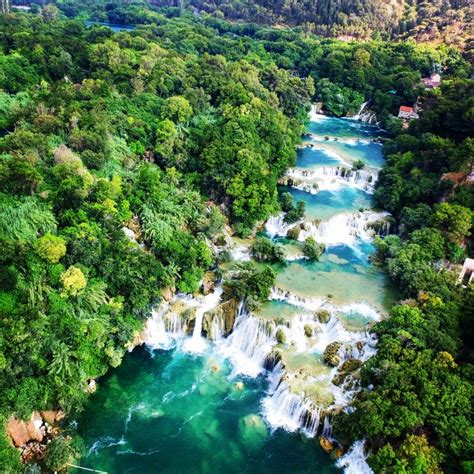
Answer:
[398,106,419,120]
[422,73,441,88]
[459,258,474,286]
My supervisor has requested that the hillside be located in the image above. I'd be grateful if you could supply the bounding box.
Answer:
[149,0,473,46]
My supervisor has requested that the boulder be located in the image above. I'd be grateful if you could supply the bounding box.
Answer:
[323,342,343,367]
[161,287,174,302]
[304,324,313,337]
[7,413,44,448]
[276,328,287,344]
[332,358,363,385]
[202,271,216,295]
[319,436,334,453]
[316,309,331,324]
[39,410,64,426]
[287,226,301,240]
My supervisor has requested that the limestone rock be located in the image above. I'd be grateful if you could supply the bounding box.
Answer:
[220,298,239,335]
[276,328,287,344]
[316,309,331,324]
[332,358,363,386]
[323,342,343,367]
[161,287,174,302]
[304,324,313,337]
[40,410,64,425]
[7,413,44,448]
[319,436,335,453]
[202,271,216,295]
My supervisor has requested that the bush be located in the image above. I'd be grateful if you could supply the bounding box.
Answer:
[251,237,285,263]
[303,237,325,260]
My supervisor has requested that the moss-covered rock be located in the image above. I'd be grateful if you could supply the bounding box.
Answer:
[287,226,301,240]
[332,358,363,385]
[323,342,343,367]
[276,328,287,344]
[316,309,331,323]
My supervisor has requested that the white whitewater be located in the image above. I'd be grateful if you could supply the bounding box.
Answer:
[352,101,369,121]
[286,166,378,194]
[266,210,390,247]
[336,440,373,474]
[221,303,276,377]
[263,363,322,438]
[182,286,223,354]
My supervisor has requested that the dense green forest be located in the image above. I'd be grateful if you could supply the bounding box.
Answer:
[0,1,472,472]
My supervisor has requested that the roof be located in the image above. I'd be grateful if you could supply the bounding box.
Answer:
[399,106,414,113]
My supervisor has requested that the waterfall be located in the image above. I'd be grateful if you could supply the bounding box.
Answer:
[143,303,175,350]
[265,213,297,239]
[321,416,334,440]
[336,440,373,474]
[263,363,322,438]
[211,315,224,342]
[352,101,377,124]
[222,303,276,377]
[270,287,326,311]
[298,210,391,247]
[352,101,369,120]
[182,286,223,354]
[286,166,378,194]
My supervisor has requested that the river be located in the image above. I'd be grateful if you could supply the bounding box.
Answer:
[72,110,396,474]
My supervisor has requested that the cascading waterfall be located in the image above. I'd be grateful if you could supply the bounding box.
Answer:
[336,440,373,474]
[352,101,377,124]
[182,286,223,354]
[352,101,369,121]
[136,108,391,474]
[265,210,390,247]
[263,363,322,438]
[221,303,277,377]
[286,166,378,193]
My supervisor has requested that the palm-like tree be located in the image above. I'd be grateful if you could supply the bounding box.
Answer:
[49,342,76,381]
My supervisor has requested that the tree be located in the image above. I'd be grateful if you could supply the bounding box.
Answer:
[61,266,87,296]
[432,203,472,243]
[303,237,325,260]
[251,237,285,262]
[35,234,67,263]
[161,96,193,123]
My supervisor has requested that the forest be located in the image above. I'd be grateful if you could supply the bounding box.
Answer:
[0,1,472,472]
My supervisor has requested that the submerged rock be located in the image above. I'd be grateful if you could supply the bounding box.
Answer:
[238,414,268,449]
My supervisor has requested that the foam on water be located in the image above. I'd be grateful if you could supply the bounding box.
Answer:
[336,440,373,474]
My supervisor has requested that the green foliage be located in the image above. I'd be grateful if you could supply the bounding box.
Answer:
[35,234,67,263]
[44,437,74,471]
[225,262,276,309]
[283,200,305,224]
[251,237,285,263]
[302,237,325,261]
